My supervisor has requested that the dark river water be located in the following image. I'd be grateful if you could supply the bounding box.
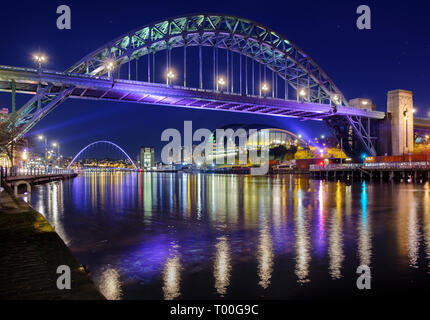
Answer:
[30,172,430,300]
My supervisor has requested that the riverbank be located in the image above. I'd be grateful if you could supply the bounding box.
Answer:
[0,185,104,300]
[5,173,78,186]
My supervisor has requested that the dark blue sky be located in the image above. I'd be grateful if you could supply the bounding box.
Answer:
[0,0,429,160]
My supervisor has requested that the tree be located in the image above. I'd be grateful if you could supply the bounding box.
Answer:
[0,118,27,167]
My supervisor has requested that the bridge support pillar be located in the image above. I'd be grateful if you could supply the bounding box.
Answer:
[387,90,414,155]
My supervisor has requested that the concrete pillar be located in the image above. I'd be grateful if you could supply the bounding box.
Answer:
[387,89,414,155]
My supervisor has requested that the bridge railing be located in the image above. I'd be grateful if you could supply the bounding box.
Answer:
[0,166,75,178]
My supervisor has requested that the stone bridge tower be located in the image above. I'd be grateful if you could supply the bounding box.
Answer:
[387,89,414,155]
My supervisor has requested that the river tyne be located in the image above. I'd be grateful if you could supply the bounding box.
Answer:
[30,172,430,300]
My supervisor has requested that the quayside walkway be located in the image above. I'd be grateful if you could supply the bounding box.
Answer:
[0,185,104,299]
[310,162,430,182]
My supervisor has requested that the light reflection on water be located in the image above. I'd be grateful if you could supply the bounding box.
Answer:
[214,236,231,296]
[99,267,122,300]
[30,172,430,299]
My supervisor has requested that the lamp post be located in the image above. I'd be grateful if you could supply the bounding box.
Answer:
[261,83,269,97]
[217,77,225,92]
[166,70,175,85]
[33,54,47,70]
[52,142,60,160]
[38,135,47,166]
[33,54,47,109]
[299,88,306,102]
[105,60,115,78]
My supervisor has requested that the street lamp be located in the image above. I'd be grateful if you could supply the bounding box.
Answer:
[217,77,226,91]
[332,94,339,104]
[166,70,175,85]
[22,149,28,161]
[105,60,115,77]
[33,54,47,69]
[52,142,60,157]
[261,83,269,96]
[38,135,47,164]
[298,88,307,102]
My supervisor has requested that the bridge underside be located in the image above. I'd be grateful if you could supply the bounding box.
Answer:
[0,66,386,159]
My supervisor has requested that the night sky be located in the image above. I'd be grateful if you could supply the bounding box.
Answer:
[0,0,429,160]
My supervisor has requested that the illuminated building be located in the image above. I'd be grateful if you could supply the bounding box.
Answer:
[140,146,155,169]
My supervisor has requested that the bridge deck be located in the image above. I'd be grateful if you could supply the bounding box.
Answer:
[0,65,386,120]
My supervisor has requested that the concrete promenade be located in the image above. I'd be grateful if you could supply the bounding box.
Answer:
[4,173,78,186]
[0,185,104,300]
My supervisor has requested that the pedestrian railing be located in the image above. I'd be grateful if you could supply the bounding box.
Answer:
[0,166,75,179]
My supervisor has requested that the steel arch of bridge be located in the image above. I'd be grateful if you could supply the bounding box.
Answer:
[1,14,382,159]
[67,140,138,170]
[68,14,348,106]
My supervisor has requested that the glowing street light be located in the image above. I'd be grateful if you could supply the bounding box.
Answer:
[33,54,47,69]
[52,142,60,158]
[361,100,369,105]
[22,149,28,161]
[332,94,339,104]
[217,77,226,91]
[298,88,307,102]
[261,83,269,96]
[38,135,47,162]
[412,108,417,114]
[104,60,115,77]
[166,70,175,85]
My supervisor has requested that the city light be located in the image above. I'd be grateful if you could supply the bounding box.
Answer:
[321,135,325,139]
[38,135,44,140]
[105,60,115,71]
[217,77,226,91]
[167,70,175,79]
[412,108,417,114]
[361,100,369,105]
[299,89,306,97]
[104,60,115,77]
[33,54,47,69]
[166,70,175,85]
[22,150,28,161]
[261,83,269,92]
[333,94,339,102]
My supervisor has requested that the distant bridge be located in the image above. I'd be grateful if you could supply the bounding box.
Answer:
[67,140,138,170]
[0,14,387,159]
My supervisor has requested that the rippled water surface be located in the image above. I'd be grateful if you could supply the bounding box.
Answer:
[30,172,430,299]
